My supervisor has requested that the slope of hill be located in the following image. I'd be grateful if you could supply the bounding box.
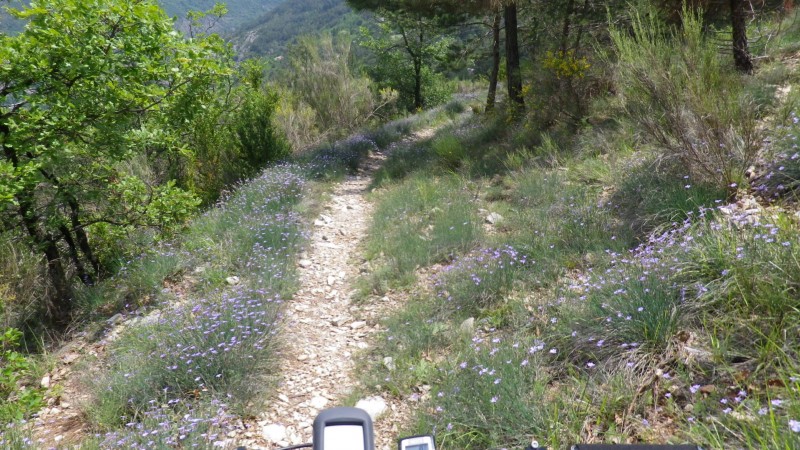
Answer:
[164,0,284,35]
[232,0,368,59]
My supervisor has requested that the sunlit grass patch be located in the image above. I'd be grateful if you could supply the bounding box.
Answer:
[361,297,454,396]
[358,174,481,295]
[414,335,600,450]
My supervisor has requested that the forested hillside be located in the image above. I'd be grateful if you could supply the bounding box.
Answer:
[162,0,284,33]
[2,0,800,449]
[232,0,365,59]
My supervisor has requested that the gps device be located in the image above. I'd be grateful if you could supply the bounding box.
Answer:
[398,435,435,450]
[312,407,375,450]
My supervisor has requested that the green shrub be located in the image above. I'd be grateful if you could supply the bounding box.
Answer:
[610,7,760,195]
[420,340,576,450]
[234,88,290,173]
[437,246,531,317]
[284,32,386,141]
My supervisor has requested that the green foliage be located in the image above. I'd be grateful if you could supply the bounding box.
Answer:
[359,11,454,111]
[431,135,466,169]
[0,0,232,319]
[0,328,44,421]
[610,6,760,194]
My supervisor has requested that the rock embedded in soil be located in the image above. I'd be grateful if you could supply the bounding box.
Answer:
[485,212,504,225]
[356,396,388,421]
[310,396,329,409]
[460,317,475,335]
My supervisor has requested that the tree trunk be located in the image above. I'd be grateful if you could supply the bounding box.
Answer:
[2,122,73,326]
[560,0,575,55]
[41,236,72,326]
[413,57,423,110]
[730,0,753,73]
[414,27,425,110]
[68,198,101,279]
[486,11,502,112]
[18,199,72,325]
[504,3,524,108]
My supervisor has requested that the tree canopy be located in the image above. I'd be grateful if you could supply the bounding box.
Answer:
[0,0,231,323]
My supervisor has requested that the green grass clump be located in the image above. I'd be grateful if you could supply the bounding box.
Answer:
[431,135,466,169]
[435,246,531,321]
[612,158,727,235]
[82,399,236,449]
[0,424,35,449]
[503,169,635,277]
[611,7,759,193]
[359,174,481,295]
[362,297,453,396]
[371,144,436,189]
[87,289,282,428]
[422,342,557,449]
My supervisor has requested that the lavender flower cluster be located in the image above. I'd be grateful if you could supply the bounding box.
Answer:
[753,111,800,201]
[93,165,310,444]
[95,399,236,449]
[558,203,799,426]
[435,246,531,312]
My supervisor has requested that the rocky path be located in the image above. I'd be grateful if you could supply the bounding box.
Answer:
[237,147,415,450]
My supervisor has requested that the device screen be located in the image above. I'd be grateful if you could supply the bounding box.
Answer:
[323,425,365,450]
[405,445,429,450]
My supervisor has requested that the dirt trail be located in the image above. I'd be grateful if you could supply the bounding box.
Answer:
[238,133,435,450]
